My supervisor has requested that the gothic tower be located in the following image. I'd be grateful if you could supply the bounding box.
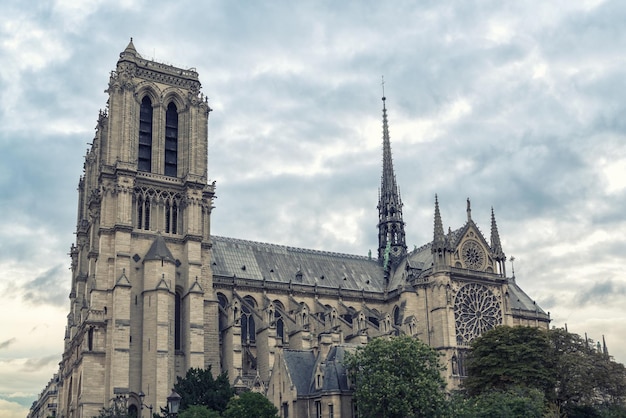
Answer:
[58,40,218,417]
[377,95,407,272]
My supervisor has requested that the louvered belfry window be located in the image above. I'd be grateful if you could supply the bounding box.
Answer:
[138,96,153,172]
[164,102,178,177]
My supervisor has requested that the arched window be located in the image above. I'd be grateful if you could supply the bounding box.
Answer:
[241,296,256,344]
[88,327,94,351]
[272,300,285,343]
[164,102,178,177]
[276,314,284,343]
[341,306,354,324]
[174,290,182,350]
[138,96,153,172]
[165,199,178,234]
[128,405,138,418]
[137,194,151,230]
[368,309,380,327]
[217,293,228,337]
[393,306,401,326]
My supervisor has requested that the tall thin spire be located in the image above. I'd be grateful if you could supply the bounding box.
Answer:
[433,195,446,252]
[377,82,406,267]
[490,207,506,276]
[490,208,504,257]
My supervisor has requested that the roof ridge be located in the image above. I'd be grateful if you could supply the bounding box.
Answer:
[211,235,376,261]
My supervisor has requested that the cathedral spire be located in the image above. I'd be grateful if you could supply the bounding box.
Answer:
[490,207,507,276]
[490,208,504,257]
[432,195,446,252]
[377,84,406,267]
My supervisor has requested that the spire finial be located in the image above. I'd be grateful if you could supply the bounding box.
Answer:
[510,256,516,279]
[382,75,386,98]
[466,197,472,221]
[381,76,387,110]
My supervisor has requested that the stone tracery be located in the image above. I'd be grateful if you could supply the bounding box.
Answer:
[454,283,502,345]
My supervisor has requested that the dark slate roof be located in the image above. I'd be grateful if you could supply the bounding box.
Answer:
[211,236,384,292]
[283,350,317,395]
[508,279,548,314]
[317,345,353,393]
[144,234,176,262]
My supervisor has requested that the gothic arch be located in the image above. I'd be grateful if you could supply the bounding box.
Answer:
[272,300,286,343]
[241,296,257,344]
[161,87,186,110]
[272,299,285,312]
[134,82,160,105]
[393,305,401,326]
[298,302,309,326]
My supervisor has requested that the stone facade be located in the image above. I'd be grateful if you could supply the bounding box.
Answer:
[31,41,550,418]
[27,374,59,418]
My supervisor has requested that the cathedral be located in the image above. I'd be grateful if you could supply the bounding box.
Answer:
[30,41,550,418]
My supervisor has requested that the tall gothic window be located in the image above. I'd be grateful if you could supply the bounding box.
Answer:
[165,102,178,177]
[138,96,153,172]
[217,293,228,341]
[165,199,178,234]
[273,300,285,343]
[137,195,151,230]
[241,296,256,344]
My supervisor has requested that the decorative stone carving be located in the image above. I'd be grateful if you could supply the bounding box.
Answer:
[454,283,502,345]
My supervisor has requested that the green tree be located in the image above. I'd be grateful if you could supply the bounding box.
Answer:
[451,387,545,418]
[549,328,626,415]
[178,405,221,418]
[344,335,448,418]
[173,367,235,413]
[93,403,132,418]
[462,326,555,400]
[222,391,279,418]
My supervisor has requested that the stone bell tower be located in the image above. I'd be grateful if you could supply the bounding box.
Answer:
[57,40,219,418]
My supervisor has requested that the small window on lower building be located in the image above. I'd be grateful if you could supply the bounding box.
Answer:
[328,404,334,418]
[315,401,322,418]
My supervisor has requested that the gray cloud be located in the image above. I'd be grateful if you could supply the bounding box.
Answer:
[2,0,626,411]
[20,355,59,373]
[6,265,68,307]
[577,279,626,307]
[0,338,16,350]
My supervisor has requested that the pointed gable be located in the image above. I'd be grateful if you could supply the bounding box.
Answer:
[144,233,176,264]
[115,269,131,288]
[282,349,317,396]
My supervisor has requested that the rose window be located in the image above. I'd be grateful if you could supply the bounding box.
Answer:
[461,239,485,270]
[454,283,502,345]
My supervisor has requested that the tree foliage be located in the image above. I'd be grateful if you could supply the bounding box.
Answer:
[344,335,448,418]
[463,326,555,399]
[222,391,279,418]
[173,367,234,413]
[178,405,221,418]
[451,386,545,418]
[462,326,626,417]
[94,403,132,418]
[549,328,626,414]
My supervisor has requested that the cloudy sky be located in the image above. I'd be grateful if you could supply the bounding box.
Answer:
[2,0,626,415]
